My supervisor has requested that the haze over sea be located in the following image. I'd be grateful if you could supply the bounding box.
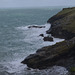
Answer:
[0,7,68,75]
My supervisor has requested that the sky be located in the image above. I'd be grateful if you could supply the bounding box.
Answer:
[0,0,75,8]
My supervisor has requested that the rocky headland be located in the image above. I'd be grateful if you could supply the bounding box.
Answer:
[21,7,75,73]
[47,7,75,40]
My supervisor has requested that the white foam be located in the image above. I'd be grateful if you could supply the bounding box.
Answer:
[3,59,27,73]
[16,24,50,44]
[5,61,68,75]
[15,23,65,50]
[16,26,28,30]
[4,24,66,74]
[40,66,69,75]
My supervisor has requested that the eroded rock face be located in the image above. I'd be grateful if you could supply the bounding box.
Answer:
[28,26,45,28]
[21,37,75,69]
[47,7,75,40]
[21,7,75,70]
[47,26,75,40]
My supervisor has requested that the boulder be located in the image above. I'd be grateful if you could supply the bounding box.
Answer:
[43,37,53,41]
[39,34,44,37]
[21,7,75,71]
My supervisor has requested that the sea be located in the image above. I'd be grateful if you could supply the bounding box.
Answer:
[0,7,68,75]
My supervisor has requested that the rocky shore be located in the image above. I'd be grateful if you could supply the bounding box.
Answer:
[21,7,75,73]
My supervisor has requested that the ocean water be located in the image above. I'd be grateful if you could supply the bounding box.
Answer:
[0,7,68,75]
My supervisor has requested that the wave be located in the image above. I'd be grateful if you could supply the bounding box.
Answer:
[16,23,64,47]
[0,23,66,75]
[0,63,68,75]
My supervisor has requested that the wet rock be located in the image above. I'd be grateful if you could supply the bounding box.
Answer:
[21,37,75,69]
[39,34,44,37]
[47,7,75,40]
[43,37,53,41]
[28,26,45,28]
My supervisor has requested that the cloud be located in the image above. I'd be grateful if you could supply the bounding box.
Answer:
[0,0,75,8]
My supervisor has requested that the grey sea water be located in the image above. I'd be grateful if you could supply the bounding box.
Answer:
[0,7,68,75]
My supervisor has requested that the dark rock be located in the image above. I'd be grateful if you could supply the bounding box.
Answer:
[28,26,45,28]
[21,7,75,71]
[43,37,53,41]
[47,7,75,40]
[47,26,75,40]
[27,67,31,70]
[21,37,75,69]
[39,34,44,37]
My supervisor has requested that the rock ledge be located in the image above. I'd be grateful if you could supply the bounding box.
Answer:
[21,7,75,70]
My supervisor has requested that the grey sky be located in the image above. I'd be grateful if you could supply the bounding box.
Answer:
[0,0,75,8]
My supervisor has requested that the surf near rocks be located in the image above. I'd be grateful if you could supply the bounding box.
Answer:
[21,7,75,73]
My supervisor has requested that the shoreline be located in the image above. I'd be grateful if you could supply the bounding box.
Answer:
[21,7,75,74]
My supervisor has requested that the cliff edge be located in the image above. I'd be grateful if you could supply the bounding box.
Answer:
[47,7,75,40]
[21,7,75,70]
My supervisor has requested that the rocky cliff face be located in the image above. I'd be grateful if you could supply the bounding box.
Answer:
[21,37,75,69]
[21,7,75,70]
[47,7,75,40]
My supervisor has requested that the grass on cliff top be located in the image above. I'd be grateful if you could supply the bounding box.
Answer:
[56,7,75,16]
[70,67,75,72]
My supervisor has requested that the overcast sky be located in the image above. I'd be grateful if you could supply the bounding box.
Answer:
[0,0,75,8]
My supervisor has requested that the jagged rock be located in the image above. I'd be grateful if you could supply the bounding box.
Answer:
[21,7,75,70]
[27,67,31,70]
[39,34,44,37]
[28,26,45,28]
[43,37,53,41]
[21,37,75,69]
[47,7,75,40]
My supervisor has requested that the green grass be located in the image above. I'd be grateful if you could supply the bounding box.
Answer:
[70,67,75,72]
[56,7,75,16]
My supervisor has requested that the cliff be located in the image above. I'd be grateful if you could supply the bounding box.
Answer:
[47,7,75,40]
[21,7,75,70]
